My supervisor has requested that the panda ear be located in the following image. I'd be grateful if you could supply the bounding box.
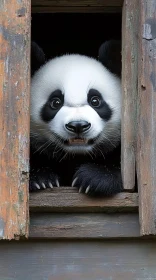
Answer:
[98,40,121,77]
[31,41,46,76]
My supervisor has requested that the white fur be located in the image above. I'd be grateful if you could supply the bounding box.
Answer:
[31,54,121,153]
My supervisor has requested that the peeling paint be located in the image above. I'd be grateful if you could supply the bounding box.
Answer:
[0,1,4,9]
[0,25,24,47]
[16,7,26,17]
[13,204,19,214]
[18,190,24,203]
[150,72,156,92]
[0,218,4,238]
[143,19,156,40]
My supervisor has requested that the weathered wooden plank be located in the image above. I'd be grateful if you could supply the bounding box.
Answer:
[0,0,30,239]
[32,6,122,13]
[29,213,140,239]
[121,0,138,190]
[29,188,138,212]
[32,0,123,13]
[137,0,156,235]
[32,0,123,7]
[0,241,156,279]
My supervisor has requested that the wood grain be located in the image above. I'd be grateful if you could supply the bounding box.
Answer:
[29,213,140,239]
[0,241,156,279]
[0,0,30,239]
[29,188,138,213]
[32,6,122,13]
[32,0,123,13]
[121,0,139,190]
[137,0,156,235]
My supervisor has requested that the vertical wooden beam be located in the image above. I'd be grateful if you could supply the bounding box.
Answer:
[0,0,30,239]
[121,0,139,190]
[137,0,156,235]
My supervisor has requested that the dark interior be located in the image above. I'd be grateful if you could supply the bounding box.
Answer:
[31,13,122,60]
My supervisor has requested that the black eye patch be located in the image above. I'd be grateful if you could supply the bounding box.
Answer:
[88,89,112,121]
[40,90,64,122]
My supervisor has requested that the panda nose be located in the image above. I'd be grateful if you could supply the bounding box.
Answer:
[65,121,91,134]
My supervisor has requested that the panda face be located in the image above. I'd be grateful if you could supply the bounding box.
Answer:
[31,54,121,155]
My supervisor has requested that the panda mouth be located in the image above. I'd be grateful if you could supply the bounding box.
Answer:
[65,138,94,146]
[69,138,87,145]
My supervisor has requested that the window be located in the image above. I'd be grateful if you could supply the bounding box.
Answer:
[0,0,155,239]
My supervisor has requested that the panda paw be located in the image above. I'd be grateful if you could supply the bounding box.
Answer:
[72,163,122,196]
[29,167,60,191]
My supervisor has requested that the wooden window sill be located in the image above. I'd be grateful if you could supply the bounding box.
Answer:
[30,187,138,213]
[29,188,140,239]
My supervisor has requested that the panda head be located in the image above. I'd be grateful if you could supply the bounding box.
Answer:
[31,41,121,156]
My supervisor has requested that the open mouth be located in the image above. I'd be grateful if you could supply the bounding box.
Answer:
[64,138,94,146]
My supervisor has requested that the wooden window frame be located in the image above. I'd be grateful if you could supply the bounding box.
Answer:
[0,0,156,240]
[0,0,30,239]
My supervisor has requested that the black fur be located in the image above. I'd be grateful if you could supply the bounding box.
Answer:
[30,40,122,196]
[31,41,46,76]
[30,143,122,196]
[73,163,122,196]
[41,90,64,122]
[88,89,112,121]
[29,166,59,191]
[98,40,121,77]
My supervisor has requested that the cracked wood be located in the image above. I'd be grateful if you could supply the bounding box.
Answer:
[0,0,30,239]
[137,0,156,236]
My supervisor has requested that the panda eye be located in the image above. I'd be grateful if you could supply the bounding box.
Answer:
[90,96,101,108]
[50,98,62,109]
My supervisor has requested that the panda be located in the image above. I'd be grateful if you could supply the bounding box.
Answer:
[30,41,122,196]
